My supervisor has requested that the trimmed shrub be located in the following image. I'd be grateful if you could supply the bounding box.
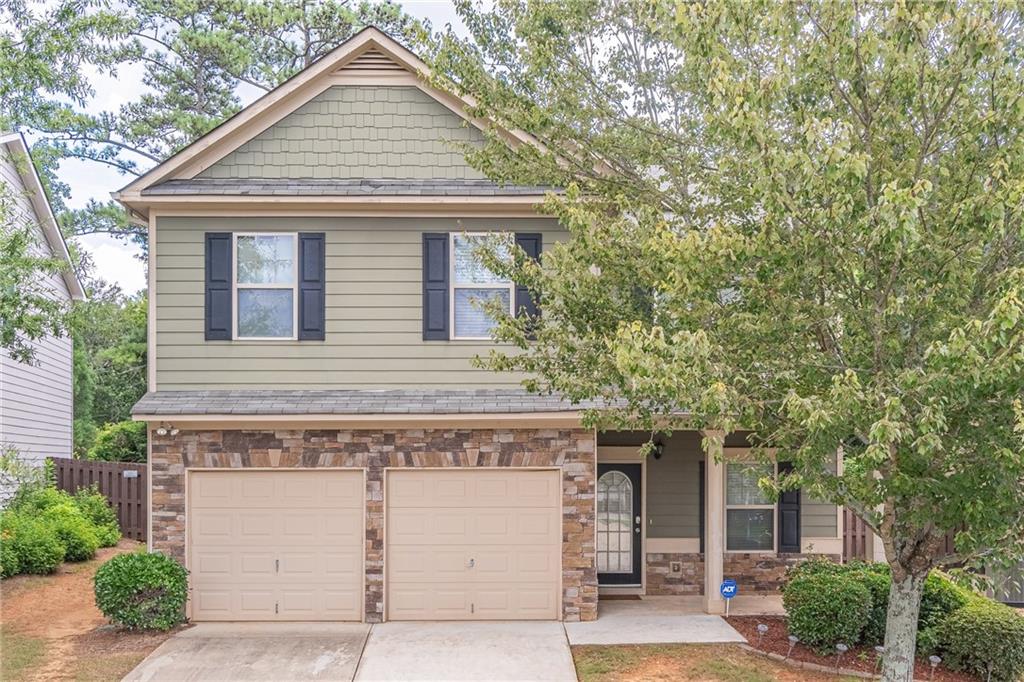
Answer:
[0,512,65,574]
[852,567,891,645]
[87,421,147,463]
[920,571,969,631]
[783,573,872,651]
[41,504,100,562]
[73,486,121,547]
[939,599,1024,682]
[11,485,72,514]
[94,552,188,630]
[784,556,846,583]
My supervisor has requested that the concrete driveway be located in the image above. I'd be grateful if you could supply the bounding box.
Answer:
[123,623,371,682]
[355,622,576,681]
[123,621,576,682]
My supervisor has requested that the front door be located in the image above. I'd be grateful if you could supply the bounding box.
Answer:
[597,463,642,585]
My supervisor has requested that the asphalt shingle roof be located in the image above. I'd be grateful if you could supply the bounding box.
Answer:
[132,389,599,416]
[141,178,556,197]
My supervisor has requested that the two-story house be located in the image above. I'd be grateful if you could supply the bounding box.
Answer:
[1,131,86,505]
[122,28,843,624]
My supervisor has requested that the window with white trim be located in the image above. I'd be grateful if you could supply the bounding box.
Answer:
[725,461,775,551]
[233,233,298,339]
[450,232,514,340]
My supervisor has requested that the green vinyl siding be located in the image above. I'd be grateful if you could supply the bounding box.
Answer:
[597,431,840,541]
[198,86,486,180]
[153,216,565,390]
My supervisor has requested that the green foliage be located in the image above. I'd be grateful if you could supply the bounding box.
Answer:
[40,503,100,562]
[0,525,20,578]
[10,485,71,514]
[433,3,1024,677]
[72,486,121,548]
[0,512,65,574]
[939,599,1024,682]
[920,572,971,632]
[71,284,147,438]
[0,210,71,365]
[87,420,147,463]
[782,573,872,652]
[854,569,891,646]
[93,553,188,630]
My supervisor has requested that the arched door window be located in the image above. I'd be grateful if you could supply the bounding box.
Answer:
[597,471,634,573]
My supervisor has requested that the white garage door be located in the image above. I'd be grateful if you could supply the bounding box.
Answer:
[188,470,363,621]
[386,469,561,620]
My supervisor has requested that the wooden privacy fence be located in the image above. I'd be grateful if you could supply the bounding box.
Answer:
[50,458,147,542]
[843,508,871,562]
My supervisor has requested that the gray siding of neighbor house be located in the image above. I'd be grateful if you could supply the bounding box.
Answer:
[197,86,487,181]
[0,150,74,484]
[154,216,566,390]
[598,431,838,541]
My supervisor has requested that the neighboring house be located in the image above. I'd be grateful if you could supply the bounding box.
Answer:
[120,28,844,624]
[0,132,87,504]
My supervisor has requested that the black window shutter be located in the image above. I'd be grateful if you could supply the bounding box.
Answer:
[422,233,449,340]
[778,461,802,553]
[298,233,326,341]
[514,233,542,321]
[204,232,232,340]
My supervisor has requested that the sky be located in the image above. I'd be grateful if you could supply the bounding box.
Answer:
[58,0,467,295]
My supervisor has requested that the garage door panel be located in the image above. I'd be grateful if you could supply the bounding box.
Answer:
[386,470,561,621]
[388,584,472,620]
[189,470,363,621]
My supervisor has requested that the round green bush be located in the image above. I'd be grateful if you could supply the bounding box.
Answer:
[920,571,969,630]
[94,552,188,630]
[939,598,1024,682]
[41,504,100,562]
[11,485,73,514]
[784,557,847,584]
[850,567,891,645]
[73,486,121,547]
[1,512,65,574]
[783,573,872,652]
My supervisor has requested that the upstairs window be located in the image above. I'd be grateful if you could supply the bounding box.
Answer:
[450,233,514,340]
[234,233,297,339]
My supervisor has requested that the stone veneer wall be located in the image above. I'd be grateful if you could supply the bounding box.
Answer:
[644,552,842,595]
[724,552,842,592]
[150,427,597,622]
[645,553,704,595]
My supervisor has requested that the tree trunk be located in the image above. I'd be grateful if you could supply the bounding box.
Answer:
[881,572,926,682]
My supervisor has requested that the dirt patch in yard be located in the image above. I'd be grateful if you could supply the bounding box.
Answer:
[0,540,181,682]
[728,616,977,682]
[572,643,862,681]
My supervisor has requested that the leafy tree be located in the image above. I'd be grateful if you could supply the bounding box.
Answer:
[0,159,72,364]
[2,0,425,246]
[432,2,1024,680]
[87,420,147,463]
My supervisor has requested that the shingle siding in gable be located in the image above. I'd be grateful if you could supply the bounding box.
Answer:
[198,86,487,181]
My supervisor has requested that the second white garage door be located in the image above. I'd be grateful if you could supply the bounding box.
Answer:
[188,470,363,621]
[386,469,561,620]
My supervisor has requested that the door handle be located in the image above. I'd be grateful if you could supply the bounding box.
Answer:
[468,558,475,568]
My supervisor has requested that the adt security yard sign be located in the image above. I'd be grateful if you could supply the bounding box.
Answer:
[720,579,738,616]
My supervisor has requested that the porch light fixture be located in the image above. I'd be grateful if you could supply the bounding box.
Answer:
[652,440,664,460]
[155,423,179,437]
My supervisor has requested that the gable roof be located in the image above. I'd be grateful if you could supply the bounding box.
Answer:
[1,132,86,301]
[113,27,547,216]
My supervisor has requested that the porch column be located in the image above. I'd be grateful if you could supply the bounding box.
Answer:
[702,432,726,614]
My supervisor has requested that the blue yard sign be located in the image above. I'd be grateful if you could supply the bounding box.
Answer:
[720,578,738,599]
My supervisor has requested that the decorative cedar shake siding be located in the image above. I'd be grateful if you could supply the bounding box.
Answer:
[149,427,598,622]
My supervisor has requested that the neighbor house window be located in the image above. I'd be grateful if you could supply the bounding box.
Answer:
[450,233,514,340]
[233,233,297,339]
[726,461,775,551]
